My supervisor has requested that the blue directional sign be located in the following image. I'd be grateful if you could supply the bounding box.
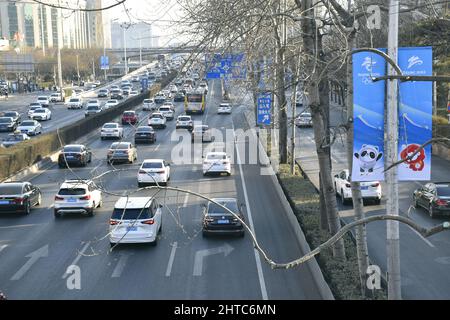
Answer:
[140,78,148,90]
[100,55,109,70]
[205,53,246,79]
[257,93,272,125]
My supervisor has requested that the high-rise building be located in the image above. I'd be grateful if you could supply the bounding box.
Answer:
[86,0,111,48]
[111,22,153,49]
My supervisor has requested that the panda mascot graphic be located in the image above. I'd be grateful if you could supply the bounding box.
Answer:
[354,144,383,174]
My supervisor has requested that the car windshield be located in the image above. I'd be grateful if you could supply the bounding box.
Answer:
[137,127,153,133]
[436,186,450,197]
[159,107,170,111]
[87,106,99,110]
[207,201,238,215]
[0,184,23,194]
[111,208,150,220]
[103,124,117,129]
[5,135,24,141]
[88,101,98,104]
[111,143,129,149]
[63,146,82,152]
[142,162,163,169]
[35,109,46,113]
[151,114,162,118]
[300,113,311,118]
[207,154,226,160]
[4,112,17,117]
[144,99,153,103]
[21,121,35,126]
[58,188,86,195]
[179,117,190,121]
[0,118,12,123]
[123,112,134,116]
[38,97,47,100]
[30,103,41,106]
[69,99,80,102]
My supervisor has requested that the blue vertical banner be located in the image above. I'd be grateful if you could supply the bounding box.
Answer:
[100,56,109,70]
[352,51,387,182]
[257,93,272,125]
[398,47,433,181]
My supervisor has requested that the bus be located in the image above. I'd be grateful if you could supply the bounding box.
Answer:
[184,91,205,114]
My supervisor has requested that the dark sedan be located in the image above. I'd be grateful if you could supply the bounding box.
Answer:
[134,126,156,144]
[202,198,245,237]
[58,144,92,168]
[0,117,17,132]
[0,182,41,214]
[413,182,450,218]
[173,92,185,102]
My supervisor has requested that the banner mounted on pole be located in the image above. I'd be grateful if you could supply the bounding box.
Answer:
[398,47,433,181]
[352,51,387,182]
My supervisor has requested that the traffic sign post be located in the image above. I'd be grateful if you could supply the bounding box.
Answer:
[140,78,148,91]
[257,93,272,125]
[100,56,109,70]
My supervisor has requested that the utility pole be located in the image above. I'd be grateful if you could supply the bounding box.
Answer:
[76,54,80,84]
[121,23,129,75]
[139,32,143,68]
[386,0,401,300]
[57,45,63,101]
[40,4,46,57]
[92,58,96,80]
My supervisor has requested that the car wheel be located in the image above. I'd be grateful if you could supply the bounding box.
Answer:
[238,231,245,238]
[101,136,104,140]
[150,237,158,246]
[36,193,42,206]
[429,204,436,219]
[54,209,61,218]
[341,190,349,205]
[24,200,31,215]
[226,172,231,176]
[374,198,381,205]
[97,198,103,208]
[110,242,116,248]
[202,230,208,238]
[413,197,418,208]
[158,222,162,234]
[87,208,94,217]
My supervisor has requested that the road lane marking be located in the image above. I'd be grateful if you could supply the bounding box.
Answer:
[182,193,189,207]
[155,143,161,151]
[165,242,178,277]
[11,245,49,281]
[0,244,7,253]
[193,244,234,276]
[62,242,90,279]
[232,121,268,300]
[112,253,132,278]
[409,226,435,248]
[0,224,40,229]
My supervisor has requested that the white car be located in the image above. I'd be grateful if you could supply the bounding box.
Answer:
[50,92,64,103]
[101,122,123,140]
[86,99,101,108]
[17,120,42,136]
[30,108,52,121]
[28,103,42,118]
[158,106,174,120]
[203,152,231,176]
[218,103,232,114]
[129,90,139,97]
[1,133,30,147]
[104,99,119,109]
[176,115,193,130]
[137,159,171,187]
[109,197,162,246]
[97,88,109,98]
[143,98,156,111]
[36,96,50,108]
[192,125,212,142]
[66,97,83,109]
[85,105,103,117]
[295,112,312,127]
[148,113,167,129]
[334,169,382,205]
[53,179,103,217]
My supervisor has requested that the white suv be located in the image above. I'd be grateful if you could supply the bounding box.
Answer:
[109,197,163,246]
[138,159,171,187]
[158,106,174,120]
[143,98,156,111]
[148,113,167,129]
[53,180,103,217]
[66,97,83,109]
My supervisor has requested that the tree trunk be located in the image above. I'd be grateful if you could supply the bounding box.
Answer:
[299,0,346,260]
[346,31,370,297]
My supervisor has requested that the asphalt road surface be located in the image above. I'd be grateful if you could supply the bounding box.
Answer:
[0,79,324,299]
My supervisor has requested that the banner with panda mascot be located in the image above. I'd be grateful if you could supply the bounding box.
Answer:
[398,47,432,181]
[352,51,387,182]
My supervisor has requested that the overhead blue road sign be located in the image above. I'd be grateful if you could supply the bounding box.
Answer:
[140,78,148,90]
[100,55,109,70]
[257,93,272,125]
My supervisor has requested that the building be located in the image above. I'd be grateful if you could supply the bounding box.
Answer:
[86,0,111,48]
[0,0,108,50]
[111,22,153,49]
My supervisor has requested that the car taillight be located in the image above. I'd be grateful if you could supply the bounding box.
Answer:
[110,219,121,226]
[205,217,214,222]
[80,195,91,200]
[54,196,64,201]
[139,170,147,174]
[141,219,154,225]
[156,170,165,174]
[371,182,380,187]
[345,183,351,188]
[436,199,447,206]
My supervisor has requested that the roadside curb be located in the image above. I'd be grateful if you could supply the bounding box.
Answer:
[235,96,335,300]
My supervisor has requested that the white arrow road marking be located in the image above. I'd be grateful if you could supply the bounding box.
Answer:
[182,193,189,208]
[62,242,90,279]
[0,244,8,253]
[112,252,133,278]
[165,242,178,277]
[11,245,49,281]
[193,243,234,276]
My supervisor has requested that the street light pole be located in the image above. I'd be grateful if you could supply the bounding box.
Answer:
[386,0,401,300]
[39,4,46,57]
[121,23,128,75]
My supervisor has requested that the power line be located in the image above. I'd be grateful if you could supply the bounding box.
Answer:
[29,0,127,12]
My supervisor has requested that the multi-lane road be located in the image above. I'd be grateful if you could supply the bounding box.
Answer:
[0,79,326,299]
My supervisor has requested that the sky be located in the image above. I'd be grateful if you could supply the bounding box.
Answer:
[103,0,184,46]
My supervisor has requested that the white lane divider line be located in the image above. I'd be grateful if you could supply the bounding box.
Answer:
[154,143,161,151]
[62,242,90,279]
[0,244,7,253]
[182,193,189,208]
[232,120,268,301]
[165,242,178,277]
[112,253,132,278]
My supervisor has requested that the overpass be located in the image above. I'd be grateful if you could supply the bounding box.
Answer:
[105,46,198,57]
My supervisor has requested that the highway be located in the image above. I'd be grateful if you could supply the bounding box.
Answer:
[0,79,325,299]
[295,101,450,299]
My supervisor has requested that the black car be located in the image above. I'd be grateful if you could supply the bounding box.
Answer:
[2,111,21,125]
[134,126,156,144]
[58,144,92,168]
[202,198,245,237]
[173,92,185,102]
[0,117,17,132]
[413,182,450,218]
[0,182,41,214]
